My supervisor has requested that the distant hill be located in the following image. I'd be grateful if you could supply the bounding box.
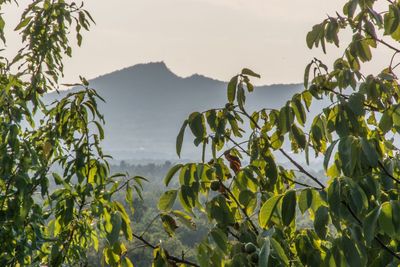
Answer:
[45,62,305,161]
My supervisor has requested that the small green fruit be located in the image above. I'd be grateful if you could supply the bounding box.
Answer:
[245,242,257,254]
[250,252,259,263]
[210,181,220,191]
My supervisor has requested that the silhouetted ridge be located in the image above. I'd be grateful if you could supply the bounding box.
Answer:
[45,62,307,161]
[93,61,178,84]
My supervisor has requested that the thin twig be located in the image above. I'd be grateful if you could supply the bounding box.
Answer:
[227,228,240,240]
[225,135,251,157]
[132,233,200,267]
[279,149,325,189]
[220,182,259,235]
[236,108,326,189]
[342,201,400,260]
[281,174,321,190]
[140,214,160,237]
[378,161,400,184]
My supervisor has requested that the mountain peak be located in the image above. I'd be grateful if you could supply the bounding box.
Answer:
[132,61,168,70]
[93,61,178,82]
[125,61,175,76]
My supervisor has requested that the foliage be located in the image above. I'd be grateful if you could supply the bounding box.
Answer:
[154,0,400,266]
[86,162,211,266]
[3,0,400,266]
[0,1,141,266]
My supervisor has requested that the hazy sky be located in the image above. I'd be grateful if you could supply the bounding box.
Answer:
[4,0,393,84]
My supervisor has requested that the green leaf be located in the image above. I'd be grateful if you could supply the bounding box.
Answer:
[227,75,238,103]
[158,190,178,211]
[179,185,196,214]
[270,238,289,265]
[384,4,400,35]
[379,110,393,133]
[259,238,270,267]
[237,85,246,109]
[357,38,372,62]
[302,90,313,111]
[176,120,188,157]
[348,93,365,116]
[379,202,396,236]
[338,136,359,176]
[14,16,32,31]
[210,228,228,252]
[314,206,329,239]
[246,81,254,92]
[171,210,196,230]
[304,62,312,88]
[299,188,313,214]
[259,195,282,228]
[161,214,178,236]
[360,138,379,167]
[122,257,134,267]
[107,212,122,245]
[324,140,338,170]
[291,124,306,149]
[393,201,400,234]
[306,23,323,49]
[189,112,206,139]
[348,179,369,213]
[363,206,381,245]
[281,190,296,226]
[364,20,377,39]
[239,189,256,209]
[292,97,306,126]
[343,0,357,18]
[241,68,261,78]
[278,105,294,134]
[164,164,183,186]
[342,236,362,267]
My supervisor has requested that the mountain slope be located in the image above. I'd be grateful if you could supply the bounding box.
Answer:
[45,62,304,161]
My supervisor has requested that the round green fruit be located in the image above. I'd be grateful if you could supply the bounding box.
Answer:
[210,181,220,191]
[250,252,259,263]
[244,242,257,254]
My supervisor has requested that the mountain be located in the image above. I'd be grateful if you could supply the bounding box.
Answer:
[45,62,305,161]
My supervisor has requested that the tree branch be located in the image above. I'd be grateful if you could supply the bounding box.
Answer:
[278,148,325,189]
[132,233,200,267]
[219,181,259,235]
[378,161,400,184]
[342,201,400,260]
[235,108,326,189]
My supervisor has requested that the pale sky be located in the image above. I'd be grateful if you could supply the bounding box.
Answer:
[3,0,393,84]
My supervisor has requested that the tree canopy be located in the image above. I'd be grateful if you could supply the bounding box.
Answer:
[156,0,400,266]
[0,1,141,266]
[1,0,400,266]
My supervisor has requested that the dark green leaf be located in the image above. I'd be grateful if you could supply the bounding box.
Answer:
[189,112,206,139]
[363,206,381,245]
[324,140,338,170]
[270,238,289,265]
[210,228,228,252]
[241,68,261,78]
[176,120,188,157]
[227,75,238,103]
[314,206,329,239]
[304,62,312,88]
[281,190,296,226]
